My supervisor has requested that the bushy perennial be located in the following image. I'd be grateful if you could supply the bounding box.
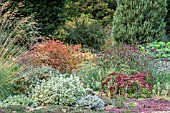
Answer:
[76,94,105,111]
[0,95,37,107]
[31,76,86,106]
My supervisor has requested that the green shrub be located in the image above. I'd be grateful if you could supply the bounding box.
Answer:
[31,75,86,106]
[63,14,108,50]
[0,95,37,107]
[166,0,170,38]
[112,0,167,43]
[75,94,105,111]
[16,66,65,94]
[77,62,104,91]
[64,0,115,26]
[1,0,66,36]
[0,0,66,48]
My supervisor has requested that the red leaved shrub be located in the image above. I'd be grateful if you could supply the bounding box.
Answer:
[22,40,85,73]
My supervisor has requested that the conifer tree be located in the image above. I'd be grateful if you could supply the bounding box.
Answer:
[112,0,167,43]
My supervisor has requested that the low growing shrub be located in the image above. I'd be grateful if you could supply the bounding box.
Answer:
[97,44,158,75]
[75,94,105,111]
[15,66,65,94]
[31,75,86,106]
[22,40,85,74]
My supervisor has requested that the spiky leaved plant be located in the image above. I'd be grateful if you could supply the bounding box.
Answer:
[112,0,167,43]
[0,21,27,100]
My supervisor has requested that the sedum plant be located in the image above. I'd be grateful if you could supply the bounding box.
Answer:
[75,94,105,111]
[101,72,153,99]
[31,75,86,106]
[112,0,167,43]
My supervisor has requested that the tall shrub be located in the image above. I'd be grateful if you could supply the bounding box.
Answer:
[112,0,167,43]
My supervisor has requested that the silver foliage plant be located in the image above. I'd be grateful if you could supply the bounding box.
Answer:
[75,94,105,111]
[31,75,86,106]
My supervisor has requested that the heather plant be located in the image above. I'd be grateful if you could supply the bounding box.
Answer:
[31,75,86,106]
[101,72,153,99]
[97,44,158,75]
[112,0,167,43]
[21,40,85,74]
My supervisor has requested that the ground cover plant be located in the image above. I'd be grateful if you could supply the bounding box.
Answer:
[140,41,170,61]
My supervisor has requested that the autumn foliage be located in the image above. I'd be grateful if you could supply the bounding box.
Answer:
[22,40,85,73]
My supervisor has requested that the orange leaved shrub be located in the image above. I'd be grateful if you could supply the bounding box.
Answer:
[22,40,85,73]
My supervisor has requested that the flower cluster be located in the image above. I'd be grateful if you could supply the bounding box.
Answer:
[101,72,153,99]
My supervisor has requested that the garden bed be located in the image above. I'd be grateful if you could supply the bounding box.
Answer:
[105,98,170,113]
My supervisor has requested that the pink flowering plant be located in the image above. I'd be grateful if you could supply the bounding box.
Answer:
[101,72,154,99]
